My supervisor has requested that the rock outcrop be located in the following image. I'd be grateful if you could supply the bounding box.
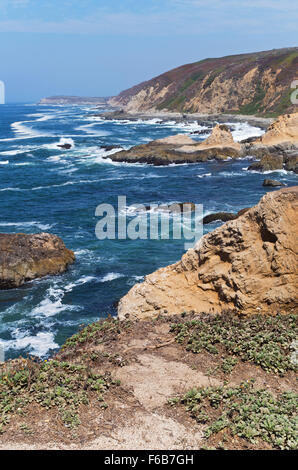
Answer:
[110,124,243,165]
[0,233,75,289]
[118,187,298,320]
[284,151,298,173]
[110,113,298,169]
[263,179,284,187]
[248,154,284,172]
[203,124,235,146]
[202,209,250,224]
[257,113,298,145]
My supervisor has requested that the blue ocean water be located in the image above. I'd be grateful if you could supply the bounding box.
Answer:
[0,103,297,359]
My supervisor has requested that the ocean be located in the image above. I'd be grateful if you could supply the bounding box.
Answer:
[0,103,297,359]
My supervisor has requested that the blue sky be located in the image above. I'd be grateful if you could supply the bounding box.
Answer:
[0,0,297,102]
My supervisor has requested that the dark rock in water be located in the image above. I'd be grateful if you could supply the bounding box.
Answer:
[248,154,283,172]
[57,143,72,149]
[99,145,123,151]
[203,208,251,224]
[160,202,196,213]
[0,233,75,289]
[203,212,237,224]
[135,202,196,213]
[263,179,285,187]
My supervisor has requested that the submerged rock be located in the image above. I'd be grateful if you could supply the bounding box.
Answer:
[0,233,75,289]
[118,187,298,319]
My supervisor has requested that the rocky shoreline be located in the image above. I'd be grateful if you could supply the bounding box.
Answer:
[118,187,298,320]
[108,113,298,171]
[99,108,273,129]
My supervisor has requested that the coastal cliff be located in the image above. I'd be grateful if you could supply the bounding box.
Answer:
[118,187,298,320]
[109,48,298,116]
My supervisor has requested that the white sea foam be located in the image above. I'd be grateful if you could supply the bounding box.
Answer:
[64,276,98,292]
[100,273,124,282]
[0,148,27,156]
[0,221,54,230]
[75,122,111,136]
[26,113,53,122]
[0,179,100,192]
[226,122,264,141]
[4,331,58,357]
[244,167,296,176]
[11,120,52,139]
[14,162,34,166]
[0,160,9,165]
[30,285,81,318]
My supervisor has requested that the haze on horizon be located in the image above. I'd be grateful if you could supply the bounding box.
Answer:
[0,0,297,103]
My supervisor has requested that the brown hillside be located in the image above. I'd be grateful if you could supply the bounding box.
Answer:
[110,48,298,116]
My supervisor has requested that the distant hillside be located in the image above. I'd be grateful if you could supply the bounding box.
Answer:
[109,48,298,116]
[39,96,109,105]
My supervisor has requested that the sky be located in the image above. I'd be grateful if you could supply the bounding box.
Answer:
[0,0,297,102]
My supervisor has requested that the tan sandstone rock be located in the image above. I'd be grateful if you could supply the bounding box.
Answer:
[258,113,298,145]
[203,124,235,146]
[154,134,196,146]
[118,187,298,320]
[0,232,75,289]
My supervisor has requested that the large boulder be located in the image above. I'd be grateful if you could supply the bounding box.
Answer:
[284,151,298,173]
[248,154,283,172]
[0,233,75,289]
[118,187,298,319]
[203,124,235,146]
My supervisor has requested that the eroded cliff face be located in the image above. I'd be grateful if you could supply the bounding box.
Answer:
[0,233,75,289]
[118,187,298,320]
[110,48,298,115]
